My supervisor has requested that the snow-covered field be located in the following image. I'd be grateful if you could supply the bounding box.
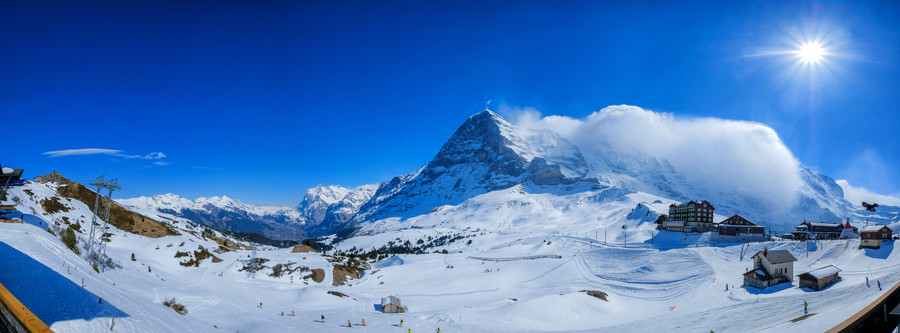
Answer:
[2,213,899,332]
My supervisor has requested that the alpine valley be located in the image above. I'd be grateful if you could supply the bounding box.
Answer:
[3,106,900,333]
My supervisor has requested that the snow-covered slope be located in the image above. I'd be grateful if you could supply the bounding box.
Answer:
[4,199,900,332]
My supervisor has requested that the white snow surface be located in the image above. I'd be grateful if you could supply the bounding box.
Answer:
[4,181,900,332]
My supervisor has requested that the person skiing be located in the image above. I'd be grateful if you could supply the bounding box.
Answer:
[280,311,284,316]
[259,302,263,308]
[400,319,403,327]
[866,277,870,287]
[321,314,325,323]
[878,280,882,290]
[348,320,352,327]
[804,301,808,313]
[362,318,366,326]
[436,328,441,333]
[291,310,295,316]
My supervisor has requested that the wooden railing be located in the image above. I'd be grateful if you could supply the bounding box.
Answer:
[0,281,52,333]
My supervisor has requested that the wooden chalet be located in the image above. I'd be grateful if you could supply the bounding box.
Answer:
[743,248,797,289]
[791,221,849,240]
[717,214,766,238]
[860,225,893,249]
[798,265,841,291]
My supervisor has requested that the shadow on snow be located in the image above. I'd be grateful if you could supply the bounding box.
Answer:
[743,282,794,295]
[863,241,894,259]
[0,242,128,325]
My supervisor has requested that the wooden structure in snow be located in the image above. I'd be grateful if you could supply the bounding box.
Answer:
[381,296,407,313]
[798,265,841,291]
[861,225,893,249]
[743,248,797,289]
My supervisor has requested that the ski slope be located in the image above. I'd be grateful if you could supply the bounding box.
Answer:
[2,217,900,332]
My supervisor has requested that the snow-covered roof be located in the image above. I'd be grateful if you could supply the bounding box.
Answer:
[805,222,841,228]
[1,167,12,174]
[381,296,401,307]
[743,269,768,278]
[861,225,891,232]
[801,265,841,280]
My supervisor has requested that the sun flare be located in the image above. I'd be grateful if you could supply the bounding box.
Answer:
[796,41,826,64]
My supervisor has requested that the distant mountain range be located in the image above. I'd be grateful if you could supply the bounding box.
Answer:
[115,108,899,240]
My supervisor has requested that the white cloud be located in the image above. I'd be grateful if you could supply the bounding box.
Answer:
[836,179,900,207]
[43,149,169,165]
[510,105,803,210]
[119,152,167,160]
[42,148,122,157]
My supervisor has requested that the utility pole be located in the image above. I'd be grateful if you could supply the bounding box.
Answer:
[87,175,120,272]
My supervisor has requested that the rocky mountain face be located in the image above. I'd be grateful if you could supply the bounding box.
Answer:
[353,110,593,222]
[298,184,377,237]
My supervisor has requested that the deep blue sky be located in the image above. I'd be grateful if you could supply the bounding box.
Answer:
[2,0,899,206]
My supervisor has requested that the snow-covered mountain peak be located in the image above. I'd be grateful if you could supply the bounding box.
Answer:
[302,185,352,206]
[353,109,593,222]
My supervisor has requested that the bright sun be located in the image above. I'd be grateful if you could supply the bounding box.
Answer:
[796,41,826,64]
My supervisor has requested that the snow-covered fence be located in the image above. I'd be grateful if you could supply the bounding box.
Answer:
[466,255,562,262]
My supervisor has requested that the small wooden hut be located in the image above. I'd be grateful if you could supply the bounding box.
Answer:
[798,265,841,291]
[381,296,408,313]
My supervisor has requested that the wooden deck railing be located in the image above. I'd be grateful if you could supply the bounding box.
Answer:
[0,281,52,333]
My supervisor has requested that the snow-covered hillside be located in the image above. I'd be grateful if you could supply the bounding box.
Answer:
[3,200,900,332]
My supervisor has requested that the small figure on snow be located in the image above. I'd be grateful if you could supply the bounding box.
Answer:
[280,311,284,316]
[321,314,325,323]
[400,319,403,327]
[291,310,295,316]
[362,318,366,326]
[259,302,263,308]
[866,277,870,288]
[348,320,353,327]
[804,301,808,314]
[436,328,441,333]
[878,280,882,291]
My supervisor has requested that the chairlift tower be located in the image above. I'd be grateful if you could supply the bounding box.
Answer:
[87,175,120,272]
